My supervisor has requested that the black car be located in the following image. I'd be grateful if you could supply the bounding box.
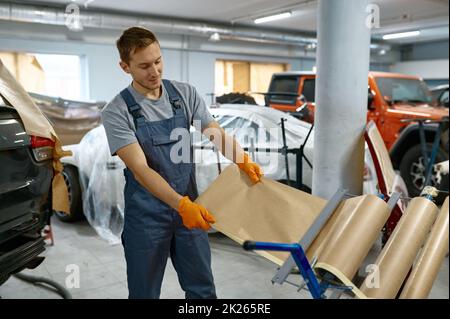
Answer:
[0,94,54,286]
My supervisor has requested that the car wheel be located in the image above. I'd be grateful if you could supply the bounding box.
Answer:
[399,144,448,201]
[55,165,84,222]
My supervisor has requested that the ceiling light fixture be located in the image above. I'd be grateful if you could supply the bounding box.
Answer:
[209,32,221,42]
[382,30,421,40]
[306,43,317,50]
[254,11,292,24]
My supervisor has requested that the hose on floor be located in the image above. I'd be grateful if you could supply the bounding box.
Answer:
[13,272,72,299]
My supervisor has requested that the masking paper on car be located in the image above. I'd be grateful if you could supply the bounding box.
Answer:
[31,93,103,145]
[0,59,70,213]
[360,197,439,298]
[400,196,449,299]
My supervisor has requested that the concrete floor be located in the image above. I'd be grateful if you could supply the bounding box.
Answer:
[0,217,448,299]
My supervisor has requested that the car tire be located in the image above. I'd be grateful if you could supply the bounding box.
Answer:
[55,165,84,223]
[399,143,448,202]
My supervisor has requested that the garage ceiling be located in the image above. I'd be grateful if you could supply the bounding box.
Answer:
[4,0,450,43]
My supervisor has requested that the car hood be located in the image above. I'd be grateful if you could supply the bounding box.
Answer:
[209,104,314,147]
[389,103,449,120]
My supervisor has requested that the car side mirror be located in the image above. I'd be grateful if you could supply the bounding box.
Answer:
[296,95,307,111]
[368,91,375,110]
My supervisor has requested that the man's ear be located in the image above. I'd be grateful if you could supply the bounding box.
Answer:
[119,61,131,74]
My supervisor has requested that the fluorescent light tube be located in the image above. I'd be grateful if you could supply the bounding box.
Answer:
[382,30,421,40]
[254,12,292,24]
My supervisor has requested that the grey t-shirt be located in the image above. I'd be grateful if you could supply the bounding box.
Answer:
[101,80,214,156]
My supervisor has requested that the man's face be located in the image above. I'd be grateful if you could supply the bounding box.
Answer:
[120,42,163,91]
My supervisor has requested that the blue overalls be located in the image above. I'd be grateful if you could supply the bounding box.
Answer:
[120,80,216,299]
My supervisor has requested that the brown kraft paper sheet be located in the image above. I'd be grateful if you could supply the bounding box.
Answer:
[196,165,327,265]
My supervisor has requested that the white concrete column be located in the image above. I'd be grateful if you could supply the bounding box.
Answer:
[312,0,371,199]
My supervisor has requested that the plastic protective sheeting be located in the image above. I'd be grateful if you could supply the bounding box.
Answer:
[194,106,314,194]
[0,59,70,213]
[400,196,449,299]
[77,126,125,244]
[360,197,439,298]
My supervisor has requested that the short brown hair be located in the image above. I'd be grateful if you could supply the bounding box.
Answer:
[116,27,159,63]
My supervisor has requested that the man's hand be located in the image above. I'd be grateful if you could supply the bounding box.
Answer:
[237,153,263,184]
[117,143,182,210]
[178,196,216,230]
[202,121,263,184]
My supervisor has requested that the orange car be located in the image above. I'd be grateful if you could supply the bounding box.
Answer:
[266,71,449,198]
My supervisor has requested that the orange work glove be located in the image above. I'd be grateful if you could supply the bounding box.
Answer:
[178,196,216,231]
[237,153,263,184]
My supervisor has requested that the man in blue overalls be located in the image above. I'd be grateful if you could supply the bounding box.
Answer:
[102,27,263,299]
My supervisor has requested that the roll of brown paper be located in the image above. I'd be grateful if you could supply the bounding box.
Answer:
[306,199,346,261]
[399,196,449,299]
[313,195,390,298]
[360,197,439,298]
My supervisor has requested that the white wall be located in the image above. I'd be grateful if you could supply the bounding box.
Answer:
[0,20,392,103]
[390,59,449,80]
[0,34,314,103]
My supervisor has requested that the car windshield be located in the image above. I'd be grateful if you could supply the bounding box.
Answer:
[375,77,433,105]
[267,76,298,104]
[440,90,449,104]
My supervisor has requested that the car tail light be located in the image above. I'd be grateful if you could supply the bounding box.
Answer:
[31,136,54,162]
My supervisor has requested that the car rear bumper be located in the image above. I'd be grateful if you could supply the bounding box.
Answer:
[0,233,45,279]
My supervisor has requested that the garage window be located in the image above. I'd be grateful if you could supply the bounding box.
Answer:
[0,52,84,100]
